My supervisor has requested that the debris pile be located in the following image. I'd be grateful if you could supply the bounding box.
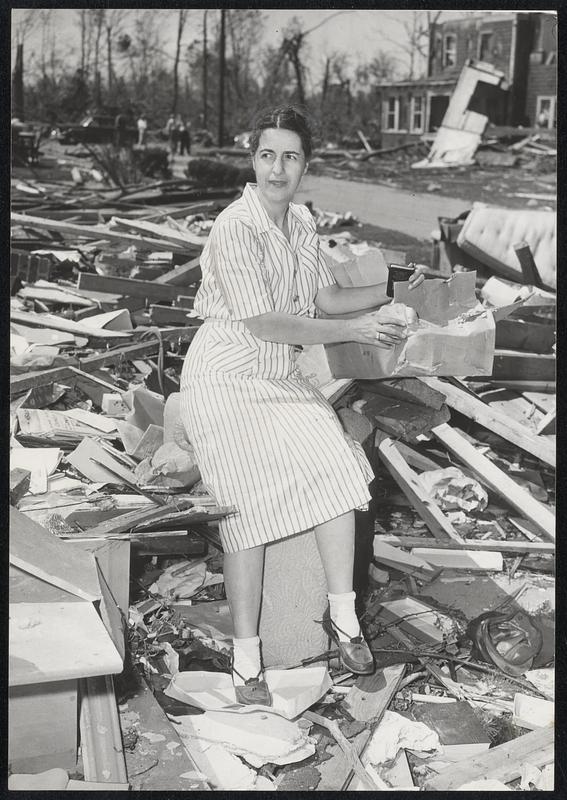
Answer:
[9,157,555,790]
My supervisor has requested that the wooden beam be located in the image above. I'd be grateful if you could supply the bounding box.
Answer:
[77,273,187,302]
[11,212,191,253]
[152,255,202,286]
[10,469,31,506]
[376,435,465,543]
[109,216,205,249]
[150,305,193,326]
[432,423,555,540]
[514,241,545,289]
[9,506,101,602]
[361,377,446,410]
[423,377,555,467]
[492,349,555,383]
[10,328,200,396]
[374,534,554,554]
[342,663,407,790]
[10,310,132,340]
[536,408,556,435]
[495,318,555,354]
[424,726,554,790]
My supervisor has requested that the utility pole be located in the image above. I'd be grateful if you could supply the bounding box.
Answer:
[203,10,209,129]
[218,9,226,147]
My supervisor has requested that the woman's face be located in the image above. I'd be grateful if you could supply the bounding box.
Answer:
[252,128,308,208]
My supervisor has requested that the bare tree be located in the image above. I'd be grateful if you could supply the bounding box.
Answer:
[104,9,126,96]
[172,9,189,114]
[391,10,442,80]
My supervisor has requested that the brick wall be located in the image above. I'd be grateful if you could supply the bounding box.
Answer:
[430,16,517,82]
[526,64,557,126]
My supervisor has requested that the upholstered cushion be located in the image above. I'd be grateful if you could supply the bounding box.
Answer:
[457,203,556,290]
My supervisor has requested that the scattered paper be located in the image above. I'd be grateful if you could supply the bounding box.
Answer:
[149,560,223,600]
[10,447,62,494]
[165,666,332,720]
[365,710,441,764]
[173,708,315,767]
[525,667,554,699]
[418,466,488,512]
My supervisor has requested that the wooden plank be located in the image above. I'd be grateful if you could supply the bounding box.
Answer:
[121,678,210,791]
[9,601,122,686]
[423,377,555,467]
[10,468,31,505]
[11,211,191,253]
[10,310,132,340]
[424,726,554,790]
[432,423,555,540]
[150,304,193,326]
[361,377,447,410]
[410,547,503,571]
[514,241,545,289]
[493,380,556,394]
[536,408,556,435]
[376,436,465,542]
[10,328,200,397]
[70,539,131,616]
[375,534,554,554]
[9,506,101,602]
[362,393,450,443]
[373,539,440,581]
[109,216,205,248]
[77,273,187,302]
[492,349,555,382]
[8,681,78,774]
[495,318,555,354]
[80,675,128,784]
[343,663,406,723]
[152,255,202,286]
[84,501,194,538]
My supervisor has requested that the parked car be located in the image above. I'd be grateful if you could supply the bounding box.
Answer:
[59,114,137,145]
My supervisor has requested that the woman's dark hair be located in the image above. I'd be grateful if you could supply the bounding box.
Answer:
[249,105,314,160]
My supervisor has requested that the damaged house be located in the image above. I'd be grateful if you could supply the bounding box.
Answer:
[377,11,557,147]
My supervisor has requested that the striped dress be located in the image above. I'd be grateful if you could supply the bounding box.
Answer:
[180,183,373,552]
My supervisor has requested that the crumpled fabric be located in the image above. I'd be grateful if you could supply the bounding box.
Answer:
[418,466,488,512]
[365,710,441,764]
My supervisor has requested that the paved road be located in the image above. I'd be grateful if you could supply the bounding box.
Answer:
[296,174,470,240]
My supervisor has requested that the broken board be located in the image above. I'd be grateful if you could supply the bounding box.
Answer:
[10,506,101,602]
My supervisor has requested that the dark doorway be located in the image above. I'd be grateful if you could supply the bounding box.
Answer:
[429,95,450,131]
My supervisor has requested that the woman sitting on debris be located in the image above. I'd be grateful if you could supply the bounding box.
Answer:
[181,105,425,706]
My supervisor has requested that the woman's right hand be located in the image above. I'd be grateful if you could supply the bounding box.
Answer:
[345,311,409,348]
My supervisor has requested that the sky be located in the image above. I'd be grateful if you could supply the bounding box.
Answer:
[11,8,479,88]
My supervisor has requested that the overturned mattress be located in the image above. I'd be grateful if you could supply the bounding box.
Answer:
[456,203,556,290]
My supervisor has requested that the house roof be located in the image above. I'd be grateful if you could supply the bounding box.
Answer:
[440,12,518,26]
[376,77,457,90]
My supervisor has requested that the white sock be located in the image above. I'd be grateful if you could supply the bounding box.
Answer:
[232,635,262,686]
[328,591,361,642]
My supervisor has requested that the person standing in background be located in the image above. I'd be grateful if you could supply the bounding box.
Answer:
[166,114,176,153]
[178,118,191,156]
[137,114,148,146]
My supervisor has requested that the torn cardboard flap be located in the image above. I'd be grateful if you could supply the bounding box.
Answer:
[393,271,478,325]
[324,272,497,379]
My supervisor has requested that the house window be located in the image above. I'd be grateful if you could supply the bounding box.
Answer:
[444,34,457,67]
[479,32,492,61]
[385,97,399,130]
[411,96,424,132]
[536,96,556,128]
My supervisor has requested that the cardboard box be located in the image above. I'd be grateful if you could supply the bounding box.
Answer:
[322,265,497,380]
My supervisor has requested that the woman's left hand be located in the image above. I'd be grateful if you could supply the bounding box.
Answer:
[407,263,428,290]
